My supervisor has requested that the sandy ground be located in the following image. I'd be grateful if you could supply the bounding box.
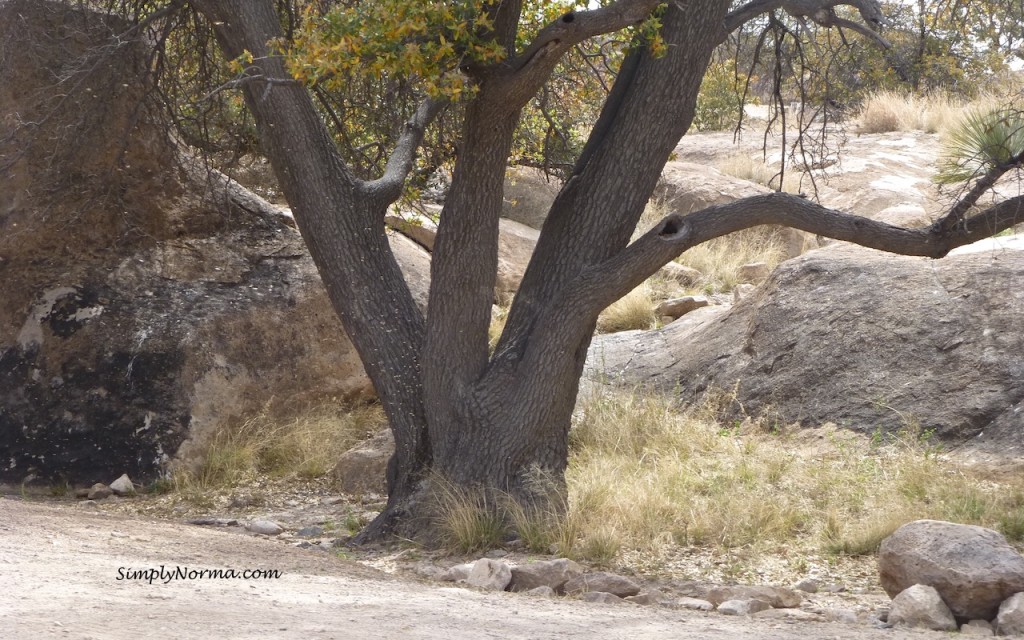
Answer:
[0,498,951,640]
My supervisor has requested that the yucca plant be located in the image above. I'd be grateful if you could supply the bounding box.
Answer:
[936,108,1024,185]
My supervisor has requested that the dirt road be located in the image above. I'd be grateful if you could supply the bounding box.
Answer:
[0,498,942,639]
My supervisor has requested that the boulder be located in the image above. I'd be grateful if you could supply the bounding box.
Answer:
[879,520,1024,622]
[736,262,771,283]
[887,584,958,632]
[996,592,1024,636]
[495,219,540,304]
[564,572,641,598]
[246,520,284,536]
[585,244,1024,453]
[501,167,559,229]
[332,429,394,495]
[658,262,703,287]
[0,1,431,484]
[465,558,512,591]
[509,558,583,593]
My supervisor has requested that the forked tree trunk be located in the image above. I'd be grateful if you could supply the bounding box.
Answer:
[187,0,1023,543]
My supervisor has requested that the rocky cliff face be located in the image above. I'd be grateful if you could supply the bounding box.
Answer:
[0,1,430,484]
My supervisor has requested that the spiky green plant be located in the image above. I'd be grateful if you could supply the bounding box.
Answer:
[936,108,1024,185]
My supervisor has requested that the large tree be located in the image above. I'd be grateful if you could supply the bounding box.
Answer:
[164,0,1023,541]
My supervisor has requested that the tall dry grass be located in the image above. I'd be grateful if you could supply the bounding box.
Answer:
[173,402,386,497]
[855,90,1006,136]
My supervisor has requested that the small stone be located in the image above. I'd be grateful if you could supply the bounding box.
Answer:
[484,549,508,559]
[737,262,771,283]
[670,597,715,612]
[655,295,710,319]
[465,558,512,591]
[564,572,641,598]
[510,559,583,593]
[793,578,819,593]
[187,517,239,526]
[78,500,99,510]
[997,592,1024,636]
[246,520,284,536]
[439,563,474,582]
[825,608,859,624]
[296,526,325,538]
[87,483,112,500]
[581,592,623,604]
[320,496,347,506]
[733,283,757,302]
[74,488,90,499]
[109,474,134,496]
[822,583,846,593]
[525,586,556,598]
[625,589,667,606]
[961,619,994,636]
[718,599,771,616]
[706,585,802,608]
[753,608,823,622]
[888,584,957,632]
[658,262,703,286]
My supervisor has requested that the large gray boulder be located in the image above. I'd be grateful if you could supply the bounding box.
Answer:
[0,1,430,485]
[585,244,1024,452]
[879,520,1024,622]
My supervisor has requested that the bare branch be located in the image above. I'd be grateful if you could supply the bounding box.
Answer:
[364,97,447,207]
[511,0,660,73]
[724,0,891,48]
[568,192,1024,321]
[935,149,1024,234]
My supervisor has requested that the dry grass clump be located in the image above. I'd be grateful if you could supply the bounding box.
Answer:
[596,284,657,333]
[557,387,1024,564]
[677,229,786,293]
[855,90,1005,136]
[174,402,386,496]
[716,154,804,193]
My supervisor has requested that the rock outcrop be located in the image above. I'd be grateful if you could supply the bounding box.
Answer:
[0,1,430,484]
[586,244,1024,452]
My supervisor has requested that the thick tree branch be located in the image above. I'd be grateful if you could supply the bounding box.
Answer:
[724,0,890,48]
[363,97,447,207]
[511,0,661,72]
[580,192,1024,318]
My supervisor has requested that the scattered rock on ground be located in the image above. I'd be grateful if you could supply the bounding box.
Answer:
[509,558,583,593]
[246,520,284,536]
[671,597,715,611]
[706,585,802,608]
[624,589,668,606]
[109,474,134,496]
[439,563,475,582]
[87,484,112,501]
[961,619,995,636]
[581,592,624,605]
[887,584,958,632]
[525,586,556,598]
[879,520,1024,622]
[718,599,771,616]
[296,526,325,538]
[794,578,820,593]
[658,262,703,286]
[996,592,1024,636]
[465,558,512,591]
[564,572,641,598]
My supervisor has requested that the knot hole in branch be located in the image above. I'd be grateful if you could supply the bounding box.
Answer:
[561,12,575,23]
[659,215,686,237]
